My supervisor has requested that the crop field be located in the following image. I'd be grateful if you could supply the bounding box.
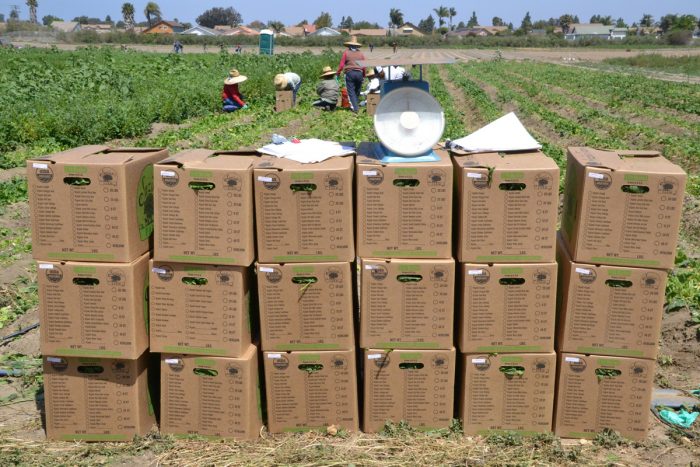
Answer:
[0,47,699,465]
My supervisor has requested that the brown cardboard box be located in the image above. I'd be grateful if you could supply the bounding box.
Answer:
[458,262,557,353]
[363,348,456,433]
[554,353,654,441]
[257,262,354,351]
[150,261,251,357]
[360,258,455,349]
[263,349,359,433]
[27,146,167,263]
[154,150,256,266]
[275,90,294,112]
[355,143,453,259]
[38,253,150,359]
[459,352,556,436]
[452,150,559,263]
[556,235,666,360]
[160,346,263,440]
[43,353,155,441]
[561,147,686,269]
[254,155,354,263]
[366,93,380,116]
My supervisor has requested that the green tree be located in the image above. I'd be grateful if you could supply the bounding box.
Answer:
[0,14,5,22]
[339,16,354,29]
[559,14,576,34]
[389,8,403,28]
[659,14,677,33]
[121,3,135,29]
[9,6,20,20]
[196,7,243,28]
[354,20,380,29]
[248,20,266,30]
[639,14,654,27]
[418,15,435,34]
[433,6,449,28]
[267,20,284,33]
[675,14,698,31]
[448,7,457,30]
[144,2,161,27]
[520,11,532,33]
[492,16,504,26]
[26,0,38,24]
[467,11,478,28]
[615,17,627,28]
[313,11,332,29]
[42,15,62,26]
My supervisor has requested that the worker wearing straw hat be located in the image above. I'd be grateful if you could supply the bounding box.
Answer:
[313,66,340,111]
[222,69,248,113]
[274,72,302,105]
[336,35,365,113]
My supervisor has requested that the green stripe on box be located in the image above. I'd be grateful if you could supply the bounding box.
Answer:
[591,257,659,267]
[371,250,437,257]
[476,255,542,261]
[61,433,129,441]
[273,255,338,262]
[375,342,439,349]
[48,252,115,261]
[576,346,644,357]
[275,343,341,351]
[400,353,423,360]
[475,345,542,352]
[163,346,227,355]
[56,348,122,357]
[476,429,540,436]
[169,255,237,264]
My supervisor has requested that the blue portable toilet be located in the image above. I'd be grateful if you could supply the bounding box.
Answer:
[259,29,274,55]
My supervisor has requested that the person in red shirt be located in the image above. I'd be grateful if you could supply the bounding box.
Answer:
[337,36,365,113]
[222,69,248,112]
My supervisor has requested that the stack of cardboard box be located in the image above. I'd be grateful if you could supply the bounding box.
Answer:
[554,147,687,441]
[151,150,262,439]
[451,149,560,436]
[253,153,360,433]
[356,143,457,433]
[28,146,166,441]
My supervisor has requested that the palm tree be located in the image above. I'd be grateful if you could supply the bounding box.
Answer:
[144,1,161,27]
[389,8,403,28]
[448,7,457,30]
[26,0,38,24]
[433,6,449,28]
[121,2,135,30]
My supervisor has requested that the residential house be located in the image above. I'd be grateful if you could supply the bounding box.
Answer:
[82,24,113,34]
[221,26,260,36]
[283,25,317,37]
[50,21,81,33]
[530,29,547,36]
[342,28,387,37]
[564,23,625,40]
[448,25,508,37]
[391,23,424,37]
[309,27,341,37]
[182,25,220,36]
[143,20,186,35]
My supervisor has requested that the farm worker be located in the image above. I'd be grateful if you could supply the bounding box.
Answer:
[274,72,302,105]
[222,69,248,113]
[359,68,380,107]
[337,36,365,113]
[313,66,340,111]
[378,65,408,81]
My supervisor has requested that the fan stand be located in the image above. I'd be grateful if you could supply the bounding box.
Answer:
[373,143,441,163]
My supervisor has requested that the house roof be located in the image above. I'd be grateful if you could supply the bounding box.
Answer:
[50,21,80,33]
[143,20,185,33]
[182,25,220,36]
[284,25,317,36]
[345,28,387,37]
[481,26,508,35]
[396,23,424,36]
[221,26,260,36]
[569,23,614,35]
[310,27,341,36]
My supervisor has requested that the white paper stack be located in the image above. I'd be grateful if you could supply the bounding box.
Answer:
[258,139,355,164]
[449,112,541,153]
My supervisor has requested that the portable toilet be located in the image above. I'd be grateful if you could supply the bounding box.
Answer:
[259,29,274,55]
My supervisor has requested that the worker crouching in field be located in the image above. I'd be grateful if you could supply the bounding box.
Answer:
[222,69,248,113]
[337,36,365,113]
[360,68,380,107]
[274,72,302,105]
[313,66,339,111]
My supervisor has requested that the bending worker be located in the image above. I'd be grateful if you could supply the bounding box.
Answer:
[274,71,302,105]
[222,69,248,112]
[337,35,365,113]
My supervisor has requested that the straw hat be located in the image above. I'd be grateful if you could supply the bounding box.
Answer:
[344,35,362,47]
[224,69,247,85]
[274,73,287,90]
[366,68,376,78]
[319,66,336,78]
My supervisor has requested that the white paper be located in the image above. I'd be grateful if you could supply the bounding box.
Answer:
[259,267,274,273]
[468,269,483,275]
[588,172,605,179]
[467,172,482,179]
[363,170,377,176]
[367,354,383,360]
[450,112,541,153]
[258,139,355,164]
[575,268,591,275]
[471,358,487,364]
[257,176,273,182]
[32,162,48,169]
[164,358,180,365]
[565,357,581,363]
[151,267,167,274]
[364,265,376,270]
[267,353,282,359]
[39,263,54,269]
[47,357,63,363]
[160,170,176,177]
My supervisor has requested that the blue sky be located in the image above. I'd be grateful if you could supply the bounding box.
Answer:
[3,1,698,26]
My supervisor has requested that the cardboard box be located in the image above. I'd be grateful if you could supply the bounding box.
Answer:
[27,145,167,263]
[459,352,556,436]
[154,150,256,266]
[160,345,262,440]
[556,235,666,360]
[452,150,559,263]
[356,143,452,259]
[257,262,354,351]
[254,155,354,263]
[554,353,654,441]
[561,147,686,269]
[38,253,150,359]
[150,261,251,357]
[366,93,380,116]
[43,353,155,441]
[263,350,359,433]
[360,258,455,349]
[458,262,557,353]
[275,90,294,112]
[363,348,456,433]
